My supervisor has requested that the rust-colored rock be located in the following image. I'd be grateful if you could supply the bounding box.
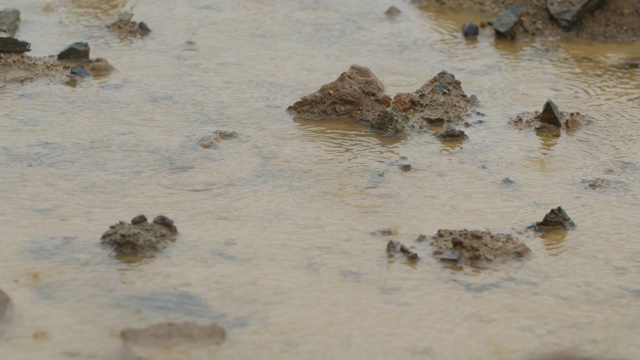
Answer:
[287,64,391,123]
[391,92,412,112]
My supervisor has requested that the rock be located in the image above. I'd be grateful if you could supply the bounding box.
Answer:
[539,99,562,127]
[0,37,30,53]
[0,288,10,322]
[287,64,391,123]
[547,0,605,30]
[100,215,178,257]
[0,8,20,36]
[386,240,419,262]
[70,64,90,78]
[385,6,401,17]
[425,229,531,267]
[489,4,521,39]
[121,321,226,347]
[409,71,475,125]
[86,58,115,77]
[462,22,479,37]
[531,206,575,231]
[435,126,468,140]
[108,13,151,36]
[399,164,412,172]
[138,21,151,33]
[369,107,413,137]
[57,42,90,61]
[198,130,238,149]
[118,12,134,22]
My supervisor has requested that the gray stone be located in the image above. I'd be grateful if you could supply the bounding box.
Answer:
[0,8,20,36]
[547,0,605,30]
[101,216,177,258]
[462,22,479,37]
[539,99,562,127]
[70,64,91,78]
[57,42,90,61]
[138,21,151,33]
[0,288,10,322]
[489,4,521,39]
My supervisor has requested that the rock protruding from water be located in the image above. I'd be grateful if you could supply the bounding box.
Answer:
[386,240,419,263]
[121,321,226,346]
[385,6,401,17]
[531,206,575,231]
[0,288,10,322]
[462,22,479,38]
[547,0,605,30]
[0,37,30,53]
[107,12,152,36]
[57,42,90,61]
[369,107,415,136]
[100,215,178,257]
[287,64,391,123]
[435,126,468,140]
[0,8,20,36]
[539,99,562,127]
[425,229,531,267]
[489,4,521,39]
[411,71,475,125]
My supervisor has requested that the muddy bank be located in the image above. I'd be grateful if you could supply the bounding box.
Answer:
[413,0,640,42]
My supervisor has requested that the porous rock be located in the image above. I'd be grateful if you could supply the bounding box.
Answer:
[121,321,226,346]
[489,4,521,39]
[425,229,531,267]
[547,0,605,30]
[287,64,391,123]
[100,215,177,257]
[57,42,90,61]
[410,71,475,125]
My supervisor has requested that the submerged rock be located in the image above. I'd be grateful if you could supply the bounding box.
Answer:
[0,288,10,322]
[386,240,419,263]
[435,126,468,140]
[0,37,30,53]
[198,130,239,149]
[0,8,20,36]
[509,100,592,132]
[531,206,575,231]
[425,229,531,267]
[369,107,414,136]
[547,0,605,30]
[100,215,178,257]
[385,6,401,17]
[107,12,152,36]
[57,42,90,61]
[410,71,475,125]
[287,64,391,123]
[70,64,90,78]
[121,321,226,346]
[489,4,521,39]
[462,22,479,37]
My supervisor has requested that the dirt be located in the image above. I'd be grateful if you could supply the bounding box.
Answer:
[412,0,640,42]
[121,321,226,347]
[0,288,10,322]
[425,229,531,267]
[100,215,178,258]
[0,53,114,84]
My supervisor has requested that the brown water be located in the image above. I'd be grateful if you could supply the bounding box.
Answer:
[1,1,640,359]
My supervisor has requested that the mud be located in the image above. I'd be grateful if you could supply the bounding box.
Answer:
[288,64,391,123]
[107,12,151,37]
[0,288,10,322]
[0,53,114,84]
[100,215,178,258]
[425,229,531,267]
[121,321,226,346]
[412,0,640,42]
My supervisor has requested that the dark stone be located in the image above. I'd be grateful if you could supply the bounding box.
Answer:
[385,6,401,17]
[533,206,576,231]
[435,126,468,140]
[547,0,605,30]
[399,164,412,172]
[0,8,20,36]
[462,22,479,37]
[121,321,226,346]
[539,99,562,127]
[369,108,411,137]
[138,21,151,33]
[153,215,174,229]
[131,214,148,225]
[57,42,90,61]
[489,4,521,39]
[0,37,30,53]
[70,64,91,78]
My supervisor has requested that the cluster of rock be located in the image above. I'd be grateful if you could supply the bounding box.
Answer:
[288,65,474,141]
[509,99,592,135]
[100,215,178,258]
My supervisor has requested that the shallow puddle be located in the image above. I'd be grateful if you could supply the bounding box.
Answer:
[1,1,639,359]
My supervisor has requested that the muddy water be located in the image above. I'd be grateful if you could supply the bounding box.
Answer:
[1,1,639,359]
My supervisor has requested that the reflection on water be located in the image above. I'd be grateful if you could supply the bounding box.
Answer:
[1,0,640,359]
